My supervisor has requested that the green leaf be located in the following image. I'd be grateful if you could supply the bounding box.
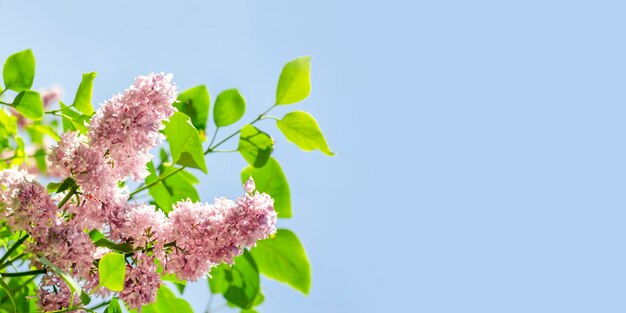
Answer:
[161,165,200,203]
[55,177,76,194]
[146,161,173,213]
[12,90,43,121]
[174,85,210,132]
[0,109,17,136]
[0,275,16,313]
[99,253,126,292]
[25,123,60,141]
[224,252,260,309]
[72,72,96,115]
[276,110,334,156]
[80,291,91,306]
[3,49,35,92]
[33,148,47,173]
[59,101,90,134]
[250,229,311,294]
[9,137,25,167]
[163,112,208,173]
[214,89,246,127]
[104,298,123,313]
[209,252,260,309]
[88,229,105,242]
[238,125,273,168]
[94,238,134,254]
[241,157,291,218]
[140,285,193,313]
[275,56,312,105]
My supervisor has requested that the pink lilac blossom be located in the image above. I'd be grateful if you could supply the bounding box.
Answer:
[88,73,177,181]
[0,167,57,241]
[110,203,167,250]
[119,253,161,310]
[30,225,97,279]
[37,274,80,312]
[165,178,276,280]
[48,131,120,201]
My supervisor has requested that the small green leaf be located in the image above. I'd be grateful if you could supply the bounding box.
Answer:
[174,85,210,132]
[80,291,91,305]
[104,298,123,313]
[238,125,273,168]
[140,285,193,313]
[163,112,208,173]
[72,72,96,115]
[214,89,246,127]
[88,229,105,242]
[99,253,126,292]
[46,182,61,192]
[250,229,311,294]
[276,110,334,156]
[55,177,76,193]
[94,238,134,254]
[12,90,43,121]
[275,56,312,105]
[3,49,35,92]
[241,157,291,218]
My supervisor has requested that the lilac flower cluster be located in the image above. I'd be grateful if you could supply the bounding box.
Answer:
[0,73,277,311]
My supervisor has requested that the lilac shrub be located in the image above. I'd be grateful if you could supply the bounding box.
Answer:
[0,49,328,312]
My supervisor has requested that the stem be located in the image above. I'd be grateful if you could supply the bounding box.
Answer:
[208,127,220,147]
[0,252,25,270]
[210,149,238,153]
[0,101,11,106]
[45,104,75,114]
[0,235,28,266]
[260,115,280,121]
[128,167,184,197]
[88,301,111,310]
[58,185,79,209]
[0,269,46,277]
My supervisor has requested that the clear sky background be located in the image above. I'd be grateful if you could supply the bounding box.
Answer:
[1,0,626,312]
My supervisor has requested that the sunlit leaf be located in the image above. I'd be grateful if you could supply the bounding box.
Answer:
[3,49,35,92]
[99,253,126,292]
[163,112,208,173]
[174,85,210,132]
[238,125,273,168]
[72,72,96,115]
[250,229,311,294]
[214,89,245,127]
[12,90,43,121]
[276,111,334,156]
[276,56,312,105]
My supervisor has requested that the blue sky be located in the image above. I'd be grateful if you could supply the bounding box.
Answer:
[1,0,626,312]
